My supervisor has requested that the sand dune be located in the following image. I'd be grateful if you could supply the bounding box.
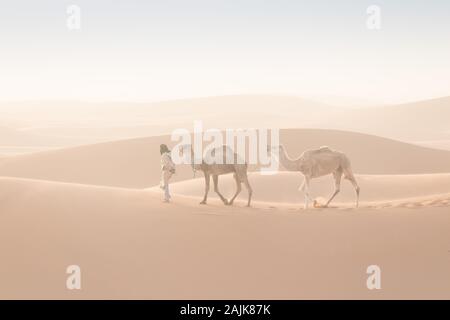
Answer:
[316,96,450,142]
[1,119,450,299]
[2,129,450,188]
[415,139,450,151]
[2,96,450,154]
[0,126,84,147]
[1,176,450,299]
[169,172,450,206]
[0,96,336,152]
[1,96,332,125]
[0,136,194,188]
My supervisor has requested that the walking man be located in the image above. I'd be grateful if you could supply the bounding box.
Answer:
[160,144,175,202]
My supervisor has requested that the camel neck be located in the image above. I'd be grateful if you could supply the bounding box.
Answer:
[278,148,299,171]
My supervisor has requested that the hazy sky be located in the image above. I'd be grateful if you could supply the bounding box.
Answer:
[0,0,449,104]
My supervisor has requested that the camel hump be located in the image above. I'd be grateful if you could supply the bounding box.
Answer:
[317,146,332,152]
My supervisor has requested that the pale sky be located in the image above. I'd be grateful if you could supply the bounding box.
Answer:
[0,0,449,104]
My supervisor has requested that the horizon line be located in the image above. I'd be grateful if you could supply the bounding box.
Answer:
[0,93,449,107]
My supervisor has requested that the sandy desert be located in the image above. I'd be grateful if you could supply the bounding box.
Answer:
[1,95,450,299]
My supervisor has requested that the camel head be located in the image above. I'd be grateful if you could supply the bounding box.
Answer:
[267,144,284,157]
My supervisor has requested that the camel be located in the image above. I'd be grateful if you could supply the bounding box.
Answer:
[268,145,360,209]
[180,144,253,206]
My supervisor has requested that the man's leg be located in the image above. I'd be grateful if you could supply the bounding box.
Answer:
[160,171,165,189]
[164,183,171,201]
[163,171,172,202]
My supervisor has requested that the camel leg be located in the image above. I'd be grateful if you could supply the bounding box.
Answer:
[303,176,311,209]
[347,176,360,208]
[213,175,228,205]
[228,174,241,205]
[242,174,253,207]
[324,170,342,208]
[200,173,210,204]
[299,179,305,191]
[300,177,315,203]
[343,168,360,208]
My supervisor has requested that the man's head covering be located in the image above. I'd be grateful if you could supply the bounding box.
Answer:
[160,144,170,155]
